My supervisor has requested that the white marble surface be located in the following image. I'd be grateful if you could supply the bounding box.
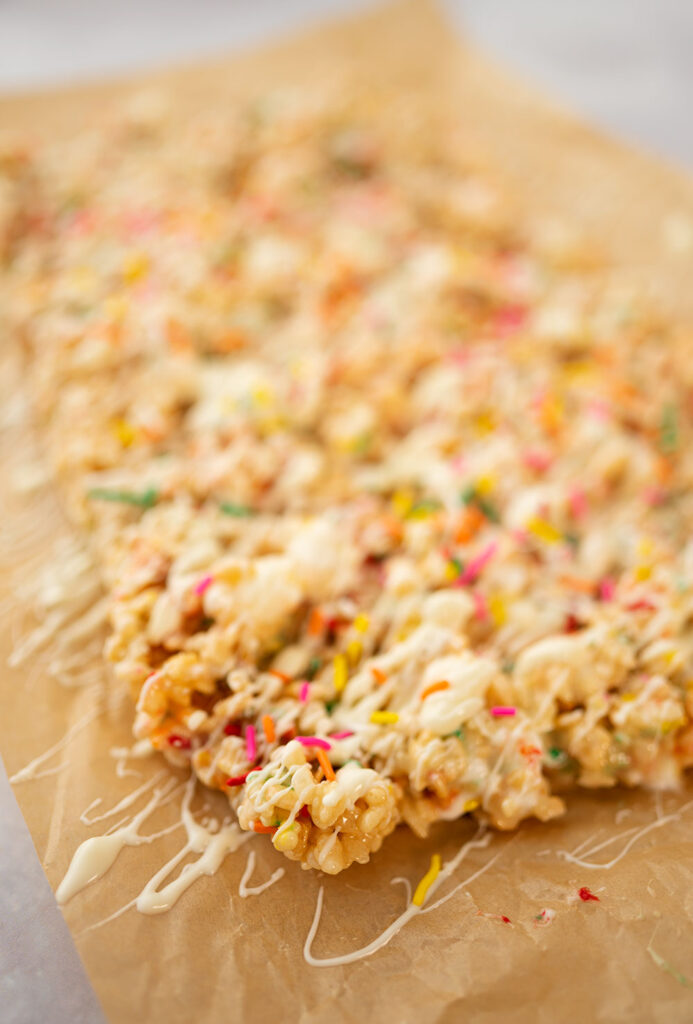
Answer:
[0,3,691,1022]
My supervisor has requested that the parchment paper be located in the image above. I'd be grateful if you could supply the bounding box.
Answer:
[2,3,693,1022]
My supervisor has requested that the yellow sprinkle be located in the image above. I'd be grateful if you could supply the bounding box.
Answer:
[637,537,654,559]
[474,412,496,435]
[527,516,563,544]
[663,650,677,666]
[635,565,652,582]
[621,693,636,702]
[111,418,137,447]
[123,252,148,283]
[475,473,496,496]
[540,393,564,433]
[412,853,442,907]
[333,654,348,694]
[661,719,686,735]
[488,594,507,626]
[463,798,479,813]
[391,489,413,518]
[346,639,363,665]
[196,750,212,767]
[444,560,460,582]
[370,710,399,725]
[353,613,370,633]
[251,386,273,408]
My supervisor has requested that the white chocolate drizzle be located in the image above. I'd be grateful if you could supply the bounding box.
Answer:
[238,849,285,898]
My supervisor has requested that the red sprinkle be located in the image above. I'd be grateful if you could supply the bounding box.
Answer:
[168,734,191,750]
[501,915,511,924]
[226,772,251,787]
[578,887,600,903]
[224,722,242,736]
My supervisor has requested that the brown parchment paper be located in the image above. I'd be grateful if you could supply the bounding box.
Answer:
[2,3,693,1022]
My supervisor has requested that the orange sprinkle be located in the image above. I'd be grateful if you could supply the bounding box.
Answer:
[559,573,595,595]
[252,822,277,835]
[262,715,276,744]
[269,669,291,684]
[308,608,325,637]
[421,680,451,701]
[371,667,388,685]
[316,748,336,782]
[455,504,485,544]
[381,514,404,543]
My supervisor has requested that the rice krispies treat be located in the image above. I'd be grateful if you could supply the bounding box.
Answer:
[3,87,693,874]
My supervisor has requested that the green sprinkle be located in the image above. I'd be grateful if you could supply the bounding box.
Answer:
[406,497,443,519]
[219,501,255,517]
[459,486,499,523]
[444,728,465,741]
[325,699,338,714]
[660,403,678,454]
[549,747,563,760]
[306,658,322,680]
[87,486,158,508]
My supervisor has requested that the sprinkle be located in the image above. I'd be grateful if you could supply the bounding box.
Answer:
[412,853,441,907]
[370,710,399,725]
[659,403,678,454]
[527,516,562,544]
[245,724,257,762]
[219,501,254,517]
[316,748,336,782]
[333,654,348,693]
[578,887,600,903]
[458,542,498,585]
[569,487,588,520]
[111,418,137,447]
[194,574,214,595]
[329,730,354,740]
[269,669,291,684]
[420,680,450,701]
[463,798,479,812]
[406,497,443,520]
[168,734,191,750]
[299,681,310,703]
[635,565,652,582]
[262,715,276,744]
[224,722,241,736]
[472,590,488,621]
[87,486,158,508]
[346,639,362,664]
[226,772,251,787]
[599,577,615,602]
[445,557,463,581]
[647,943,693,989]
[523,449,552,472]
[370,667,388,685]
[253,822,278,835]
[308,608,325,637]
[353,613,369,633]
[491,706,516,717]
[306,657,322,679]
[296,736,332,751]
[488,594,507,626]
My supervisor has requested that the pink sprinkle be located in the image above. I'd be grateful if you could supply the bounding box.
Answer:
[586,398,611,421]
[194,574,214,595]
[299,681,310,703]
[458,542,498,585]
[329,730,355,740]
[491,706,516,717]
[523,449,552,472]
[296,736,331,751]
[569,487,588,521]
[511,528,528,546]
[599,577,615,602]
[450,454,467,473]
[472,590,488,621]
[642,485,666,507]
[447,348,470,366]
[245,724,257,762]
[494,304,526,337]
